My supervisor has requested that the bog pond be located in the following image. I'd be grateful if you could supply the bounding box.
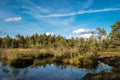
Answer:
[0,60,112,80]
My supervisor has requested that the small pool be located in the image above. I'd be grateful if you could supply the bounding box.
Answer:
[0,61,112,80]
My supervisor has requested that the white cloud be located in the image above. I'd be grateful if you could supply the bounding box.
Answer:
[73,28,94,34]
[45,32,54,36]
[4,17,22,22]
[38,8,120,17]
[72,28,95,39]
[80,33,93,38]
[68,33,94,39]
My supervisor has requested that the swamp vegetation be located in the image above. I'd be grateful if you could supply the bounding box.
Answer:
[0,21,120,79]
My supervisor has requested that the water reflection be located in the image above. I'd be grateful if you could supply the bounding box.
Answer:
[10,58,34,68]
[0,59,112,80]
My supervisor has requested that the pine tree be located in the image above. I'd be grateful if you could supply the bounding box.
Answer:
[110,21,120,48]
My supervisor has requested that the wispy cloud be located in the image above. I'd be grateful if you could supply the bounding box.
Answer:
[41,17,74,26]
[22,0,75,26]
[38,8,120,17]
[22,0,120,18]
[82,0,94,9]
[22,0,50,14]
[4,17,22,22]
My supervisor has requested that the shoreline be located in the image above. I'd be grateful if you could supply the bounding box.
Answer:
[83,56,120,80]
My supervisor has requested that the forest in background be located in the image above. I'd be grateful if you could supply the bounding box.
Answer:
[0,21,119,52]
[0,20,119,71]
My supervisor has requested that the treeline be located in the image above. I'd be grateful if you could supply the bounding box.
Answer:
[0,21,120,52]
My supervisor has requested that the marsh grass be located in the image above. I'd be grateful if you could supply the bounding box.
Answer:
[0,48,54,60]
[60,53,98,68]
[83,67,120,80]
[98,52,120,57]
[0,48,80,59]
[1,48,119,68]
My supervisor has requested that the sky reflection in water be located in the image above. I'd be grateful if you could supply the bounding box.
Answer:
[0,61,112,80]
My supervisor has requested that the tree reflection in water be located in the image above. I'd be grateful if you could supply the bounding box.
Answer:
[0,58,112,80]
[12,69,19,77]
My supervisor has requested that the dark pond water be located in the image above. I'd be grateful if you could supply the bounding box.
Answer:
[0,61,112,80]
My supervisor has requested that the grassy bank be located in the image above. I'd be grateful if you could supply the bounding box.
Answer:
[98,52,120,57]
[83,56,120,80]
[0,48,78,60]
[0,48,119,69]
[0,48,119,59]
[83,69,120,80]
[0,48,99,68]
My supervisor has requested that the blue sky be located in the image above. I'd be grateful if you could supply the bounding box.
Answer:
[0,0,120,38]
